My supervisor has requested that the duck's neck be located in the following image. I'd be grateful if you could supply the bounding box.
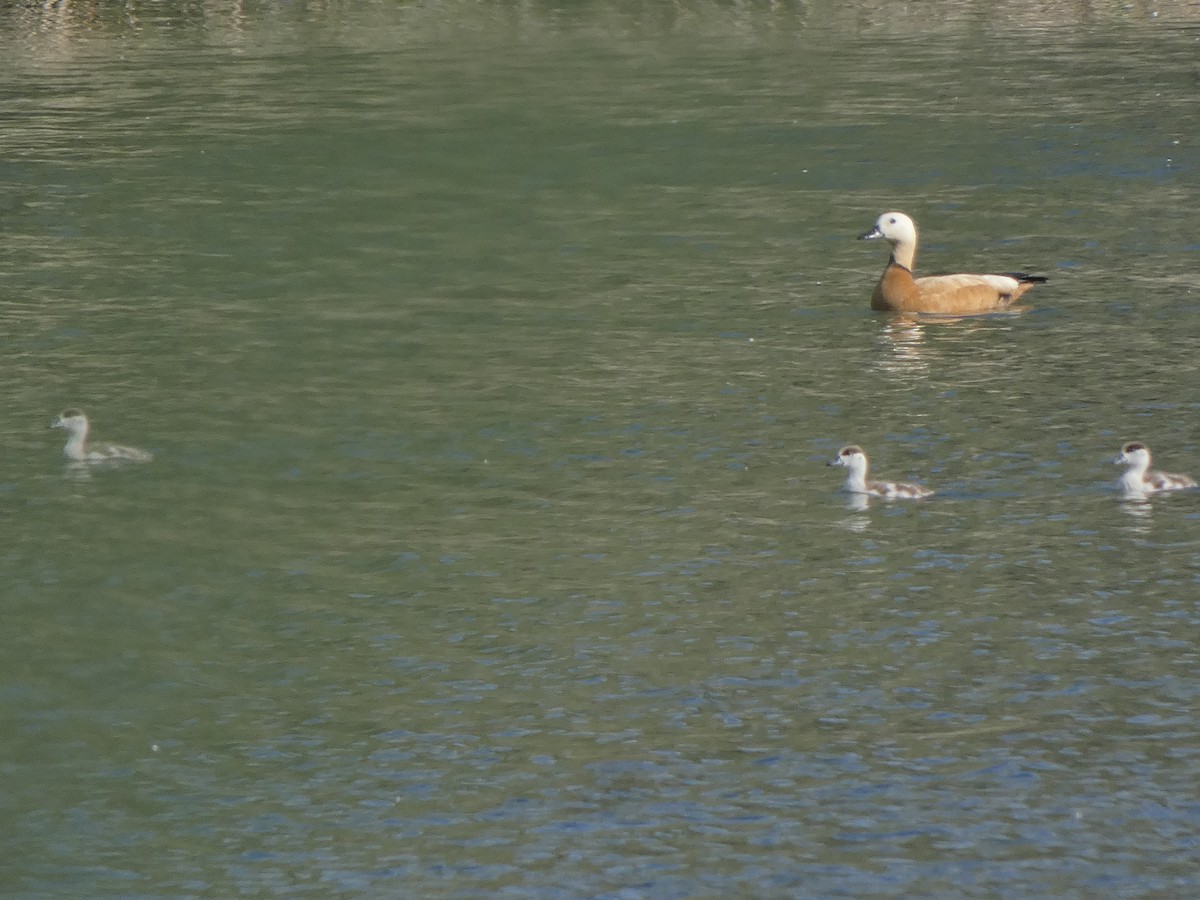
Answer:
[1120,461,1148,489]
[843,462,869,494]
[889,237,917,272]
[62,427,88,461]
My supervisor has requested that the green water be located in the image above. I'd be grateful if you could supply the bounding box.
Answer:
[2,2,1200,896]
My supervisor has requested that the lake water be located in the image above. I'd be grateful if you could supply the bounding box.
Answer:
[2,1,1200,896]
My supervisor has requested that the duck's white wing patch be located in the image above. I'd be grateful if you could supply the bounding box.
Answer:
[918,273,1021,294]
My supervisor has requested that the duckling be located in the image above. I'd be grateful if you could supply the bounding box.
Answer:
[828,445,933,499]
[1113,441,1195,494]
[859,211,1046,315]
[51,408,153,463]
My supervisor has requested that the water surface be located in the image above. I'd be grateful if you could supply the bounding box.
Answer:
[2,2,1200,896]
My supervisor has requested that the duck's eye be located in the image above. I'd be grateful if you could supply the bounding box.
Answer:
[887,217,897,225]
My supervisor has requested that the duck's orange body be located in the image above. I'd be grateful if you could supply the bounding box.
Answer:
[860,212,1046,315]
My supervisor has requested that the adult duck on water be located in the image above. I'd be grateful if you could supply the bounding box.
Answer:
[859,211,1046,315]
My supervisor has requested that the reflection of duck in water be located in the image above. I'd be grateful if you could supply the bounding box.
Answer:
[859,211,1046,315]
[51,409,153,463]
[874,313,1015,385]
[1113,441,1194,495]
[828,445,933,500]
[876,316,929,378]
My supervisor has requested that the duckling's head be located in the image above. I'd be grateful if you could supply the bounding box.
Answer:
[1115,441,1150,467]
[859,212,917,247]
[829,445,867,470]
[51,408,89,433]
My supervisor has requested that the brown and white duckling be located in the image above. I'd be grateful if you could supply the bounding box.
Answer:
[859,211,1046,315]
[1113,441,1195,494]
[51,408,153,463]
[828,445,933,500]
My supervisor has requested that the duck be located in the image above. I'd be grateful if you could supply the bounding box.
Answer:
[859,211,1047,314]
[51,408,153,463]
[1113,441,1195,494]
[828,445,933,499]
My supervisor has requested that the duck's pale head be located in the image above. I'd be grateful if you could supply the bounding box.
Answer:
[51,408,89,434]
[829,445,867,470]
[859,211,917,247]
[1114,441,1151,467]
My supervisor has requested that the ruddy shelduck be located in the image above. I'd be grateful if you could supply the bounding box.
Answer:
[51,408,153,463]
[828,445,933,500]
[859,211,1046,314]
[1113,441,1195,495]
